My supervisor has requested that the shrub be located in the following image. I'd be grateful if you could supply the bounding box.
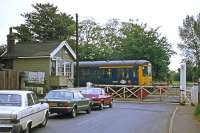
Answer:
[195,105,200,121]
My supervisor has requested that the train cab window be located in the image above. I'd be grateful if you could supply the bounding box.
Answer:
[143,66,148,76]
[143,65,152,76]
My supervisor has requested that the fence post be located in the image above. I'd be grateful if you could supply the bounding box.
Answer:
[159,87,162,101]
[141,87,143,102]
[123,87,126,100]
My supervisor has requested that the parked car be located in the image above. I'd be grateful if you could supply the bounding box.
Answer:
[43,89,91,118]
[0,90,49,133]
[79,87,113,110]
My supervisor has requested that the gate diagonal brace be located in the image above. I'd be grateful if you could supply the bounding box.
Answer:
[106,86,124,98]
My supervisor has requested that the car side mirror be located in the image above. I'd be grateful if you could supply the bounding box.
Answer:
[39,99,45,104]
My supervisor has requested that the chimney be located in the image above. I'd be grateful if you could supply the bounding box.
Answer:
[7,27,15,54]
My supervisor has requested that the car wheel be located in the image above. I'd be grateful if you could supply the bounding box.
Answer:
[86,105,91,114]
[99,103,104,110]
[109,102,113,108]
[24,123,31,133]
[70,107,77,118]
[39,113,48,127]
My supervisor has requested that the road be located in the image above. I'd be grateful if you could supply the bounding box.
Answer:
[32,102,176,133]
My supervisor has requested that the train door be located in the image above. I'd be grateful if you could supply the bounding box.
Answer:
[112,68,118,84]
[132,65,138,85]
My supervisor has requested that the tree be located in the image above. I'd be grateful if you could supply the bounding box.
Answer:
[79,19,104,60]
[0,45,6,55]
[78,19,173,81]
[178,14,200,78]
[119,20,173,80]
[14,3,75,43]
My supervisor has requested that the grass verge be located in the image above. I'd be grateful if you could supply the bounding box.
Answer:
[195,105,200,121]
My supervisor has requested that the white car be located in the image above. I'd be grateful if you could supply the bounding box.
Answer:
[0,90,49,133]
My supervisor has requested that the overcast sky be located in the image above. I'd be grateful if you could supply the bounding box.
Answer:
[0,0,200,71]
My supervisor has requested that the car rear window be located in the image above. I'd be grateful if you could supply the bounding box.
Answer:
[0,94,21,106]
[45,91,73,100]
[81,88,102,95]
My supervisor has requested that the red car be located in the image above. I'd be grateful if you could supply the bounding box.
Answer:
[79,87,113,110]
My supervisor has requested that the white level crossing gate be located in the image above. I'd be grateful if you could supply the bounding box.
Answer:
[94,84,181,103]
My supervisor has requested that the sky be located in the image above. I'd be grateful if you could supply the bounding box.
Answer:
[0,0,200,71]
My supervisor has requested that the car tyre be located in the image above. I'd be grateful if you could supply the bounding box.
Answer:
[99,103,104,110]
[86,105,91,114]
[70,107,77,118]
[24,123,31,133]
[39,113,48,127]
[109,102,113,108]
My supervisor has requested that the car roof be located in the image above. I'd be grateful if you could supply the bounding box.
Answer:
[0,90,33,95]
[79,87,103,90]
[49,88,80,93]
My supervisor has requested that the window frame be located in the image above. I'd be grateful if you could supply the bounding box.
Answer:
[51,57,73,79]
[27,93,34,106]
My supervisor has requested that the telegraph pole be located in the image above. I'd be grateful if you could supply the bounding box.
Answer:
[75,13,80,87]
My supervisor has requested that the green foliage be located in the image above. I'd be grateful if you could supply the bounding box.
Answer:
[14,3,75,43]
[119,21,173,80]
[79,19,174,81]
[79,19,122,60]
[168,70,179,83]
[195,105,200,121]
[179,13,200,78]
[0,45,6,55]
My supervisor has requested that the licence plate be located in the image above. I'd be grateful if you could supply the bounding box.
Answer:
[48,102,57,107]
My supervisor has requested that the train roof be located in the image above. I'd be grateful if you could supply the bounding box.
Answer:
[79,60,150,67]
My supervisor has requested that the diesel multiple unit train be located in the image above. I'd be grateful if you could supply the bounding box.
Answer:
[78,60,152,86]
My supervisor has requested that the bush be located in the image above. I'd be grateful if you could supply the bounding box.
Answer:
[195,105,200,121]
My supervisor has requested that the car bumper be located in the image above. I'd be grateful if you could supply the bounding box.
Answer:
[91,101,102,107]
[0,124,21,133]
[49,107,73,114]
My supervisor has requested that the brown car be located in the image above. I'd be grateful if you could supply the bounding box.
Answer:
[43,89,91,118]
[79,87,113,110]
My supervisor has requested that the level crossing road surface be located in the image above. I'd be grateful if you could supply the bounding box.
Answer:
[32,102,177,133]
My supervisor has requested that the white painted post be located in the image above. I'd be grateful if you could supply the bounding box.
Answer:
[191,86,198,105]
[180,63,186,105]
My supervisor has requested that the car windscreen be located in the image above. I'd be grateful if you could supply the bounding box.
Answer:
[45,91,73,100]
[0,94,21,106]
[81,89,102,95]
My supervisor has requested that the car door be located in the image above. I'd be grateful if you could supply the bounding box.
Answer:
[27,93,38,127]
[73,92,82,111]
[27,93,43,127]
[31,93,44,124]
[77,92,89,110]
[100,89,110,105]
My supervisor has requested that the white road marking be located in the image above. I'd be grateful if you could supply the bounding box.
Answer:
[169,106,178,133]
